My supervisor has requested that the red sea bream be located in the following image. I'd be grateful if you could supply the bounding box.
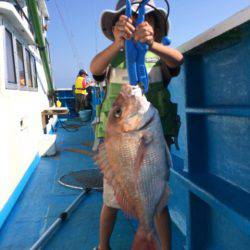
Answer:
[96,84,172,250]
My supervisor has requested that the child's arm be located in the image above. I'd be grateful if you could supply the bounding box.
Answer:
[90,15,135,76]
[149,43,183,68]
[135,22,183,68]
[90,43,122,76]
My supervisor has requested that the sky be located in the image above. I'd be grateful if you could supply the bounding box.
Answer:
[46,0,250,88]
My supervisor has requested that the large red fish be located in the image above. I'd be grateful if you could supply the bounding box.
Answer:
[96,84,171,250]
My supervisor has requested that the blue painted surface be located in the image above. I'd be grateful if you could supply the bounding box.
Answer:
[1,19,250,250]
[0,123,135,249]
[168,20,250,249]
[91,85,105,118]
[0,121,185,249]
[56,89,79,118]
[57,88,104,120]
[0,154,41,229]
[0,126,55,229]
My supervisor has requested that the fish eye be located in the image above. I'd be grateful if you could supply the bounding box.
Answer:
[114,107,122,118]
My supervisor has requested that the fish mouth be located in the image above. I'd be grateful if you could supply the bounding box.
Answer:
[137,112,155,131]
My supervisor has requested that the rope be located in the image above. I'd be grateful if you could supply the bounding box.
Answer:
[54,0,82,69]
[94,0,98,54]
[57,118,89,132]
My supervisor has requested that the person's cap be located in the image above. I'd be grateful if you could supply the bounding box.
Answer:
[78,69,88,76]
[101,0,169,42]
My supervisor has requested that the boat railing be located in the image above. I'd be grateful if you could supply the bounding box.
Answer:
[0,0,34,34]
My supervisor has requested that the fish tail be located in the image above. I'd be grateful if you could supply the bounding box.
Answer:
[132,226,159,250]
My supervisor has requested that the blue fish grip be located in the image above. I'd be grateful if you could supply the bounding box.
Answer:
[135,0,150,92]
[125,0,132,17]
[125,40,138,85]
[125,0,138,85]
[136,0,148,25]
[136,41,148,92]
[125,0,152,92]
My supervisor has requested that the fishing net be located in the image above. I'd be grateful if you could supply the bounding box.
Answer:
[59,168,103,191]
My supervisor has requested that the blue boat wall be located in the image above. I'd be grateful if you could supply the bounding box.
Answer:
[168,6,250,250]
[55,88,79,118]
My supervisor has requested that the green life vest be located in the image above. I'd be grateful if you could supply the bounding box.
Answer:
[95,50,180,148]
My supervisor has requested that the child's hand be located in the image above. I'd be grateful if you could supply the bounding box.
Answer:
[113,15,135,48]
[134,21,154,46]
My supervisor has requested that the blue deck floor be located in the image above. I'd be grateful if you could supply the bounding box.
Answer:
[0,120,185,250]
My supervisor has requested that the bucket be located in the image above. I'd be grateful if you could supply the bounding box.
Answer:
[78,109,92,122]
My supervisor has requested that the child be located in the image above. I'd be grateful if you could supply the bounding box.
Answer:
[90,1,183,249]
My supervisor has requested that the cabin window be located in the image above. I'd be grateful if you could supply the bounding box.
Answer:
[31,56,38,89]
[16,40,26,87]
[5,29,16,84]
[5,28,38,91]
[25,49,33,87]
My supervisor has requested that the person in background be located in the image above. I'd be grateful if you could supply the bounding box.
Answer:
[74,69,89,113]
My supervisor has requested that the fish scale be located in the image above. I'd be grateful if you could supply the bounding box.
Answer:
[96,84,171,250]
[139,116,169,228]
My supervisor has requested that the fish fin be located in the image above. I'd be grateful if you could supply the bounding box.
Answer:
[95,143,137,217]
[132,227,159,250]
[135,132,153,175]
[94,143,115,185]
[115,190,137,218]
[156,184,170,214]
[93,142,107,171]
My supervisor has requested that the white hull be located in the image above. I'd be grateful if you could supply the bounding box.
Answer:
[0,1,54,225]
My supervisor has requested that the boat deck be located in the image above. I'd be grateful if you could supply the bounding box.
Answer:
[0,119,184,250]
